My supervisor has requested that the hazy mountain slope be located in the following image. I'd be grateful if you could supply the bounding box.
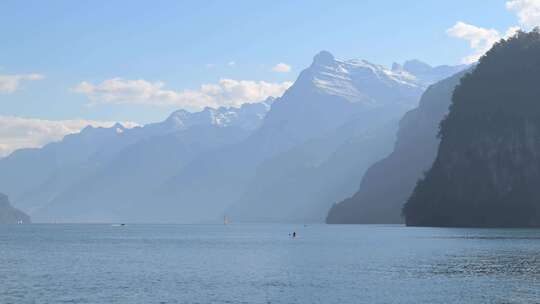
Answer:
[1,102,271,221]
[145,51,431,223]
[0,124,127,207]
[226,55,466,223]
[404,31,540,227]
[227,117,399,222]
[326,70,468,224]
[35,125,252,223]
[0,193,30,224]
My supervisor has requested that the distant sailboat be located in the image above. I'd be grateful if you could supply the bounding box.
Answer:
[224,216,229,225]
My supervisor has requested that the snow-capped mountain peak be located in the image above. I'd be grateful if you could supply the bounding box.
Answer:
[286,51,468,111]
[395,59,469,85]
[295,51,424,108]
[162,98,274,131]
[312,50,336,66]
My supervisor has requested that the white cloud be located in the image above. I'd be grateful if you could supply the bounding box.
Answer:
[0,116,138,157]
[227,61,236,67]
[447,22,502,64]
[73,78,292,110]
[448,1,540,64]
[505,25,522,38]
[0,73,44,93]
[447,23,519,64]
[271,63,292,73]
[506,0,540,28]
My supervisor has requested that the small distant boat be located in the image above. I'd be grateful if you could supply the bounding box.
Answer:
[112,223,127,227]
[224,216,229,225]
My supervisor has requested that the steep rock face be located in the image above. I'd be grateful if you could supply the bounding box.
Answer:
[0,193,30,224]
[326,70,469,224]
[404,30,540,227]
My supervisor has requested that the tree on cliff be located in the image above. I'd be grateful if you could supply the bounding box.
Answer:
[404,29,540,227]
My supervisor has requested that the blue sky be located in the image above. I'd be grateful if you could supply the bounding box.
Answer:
[0,0,536,155]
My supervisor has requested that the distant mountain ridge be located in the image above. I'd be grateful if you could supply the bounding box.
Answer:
[164,100,273,131]
[393,60,468,85]
[0,100,272,221]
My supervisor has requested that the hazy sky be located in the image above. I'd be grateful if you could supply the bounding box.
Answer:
[0,0,538,155]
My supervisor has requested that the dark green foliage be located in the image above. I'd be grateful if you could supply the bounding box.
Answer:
[404,29,540,227]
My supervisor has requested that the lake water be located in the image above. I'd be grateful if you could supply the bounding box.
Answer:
[1,224,540,303]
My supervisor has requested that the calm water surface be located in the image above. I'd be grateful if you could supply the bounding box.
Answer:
[1,224,540,303]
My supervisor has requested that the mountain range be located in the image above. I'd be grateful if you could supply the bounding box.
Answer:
[1,101,272,222]
[0,51,465,223]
